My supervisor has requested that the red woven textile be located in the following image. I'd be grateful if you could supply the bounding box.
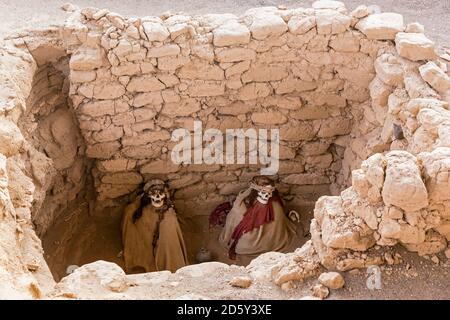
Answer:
[228,194,283,259]
[209,202,232,228]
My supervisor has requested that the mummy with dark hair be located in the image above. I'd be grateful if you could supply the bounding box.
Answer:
[121,179,188,274]
[132,180,172,223]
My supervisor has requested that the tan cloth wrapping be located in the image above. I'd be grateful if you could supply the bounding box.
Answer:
[121,197,188,273]
[219,188,297,256]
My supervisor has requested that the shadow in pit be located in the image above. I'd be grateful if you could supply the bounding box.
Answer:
[42,202,313,281]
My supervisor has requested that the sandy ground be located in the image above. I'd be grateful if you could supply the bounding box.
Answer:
[0,0,449,47]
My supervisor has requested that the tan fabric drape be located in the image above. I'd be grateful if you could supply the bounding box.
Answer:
[219,188,297,256]
[121,197,188,273]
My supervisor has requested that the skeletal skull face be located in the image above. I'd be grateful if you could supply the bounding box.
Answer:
[257,187,273,204]
[149,189,166,208]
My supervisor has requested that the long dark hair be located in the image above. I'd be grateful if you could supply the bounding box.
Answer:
[132,183,172,223]
[132,192,152,223]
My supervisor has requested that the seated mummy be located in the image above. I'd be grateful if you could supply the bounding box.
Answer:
[121,180,188,273]
[219,176,299,259]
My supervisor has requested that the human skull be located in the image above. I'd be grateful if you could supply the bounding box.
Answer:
[149,189,166,208]
[257,187,273,204]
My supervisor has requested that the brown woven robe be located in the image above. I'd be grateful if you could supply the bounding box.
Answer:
[219,188,297,256]
[121,197,188,273]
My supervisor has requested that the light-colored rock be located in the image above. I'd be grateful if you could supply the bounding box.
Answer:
[251,112,287,125]
[213,21,250,46]
[351,5,369,19]
[127,75,165,92]
[249,13,287,40]
[315,9,351,35]
[53,261,128,298]
[93,82,125,99]
[312,283,329,299]
[395,32,436,61]
[229,276,253,288]
[215,48,256,63]
[147,44,180,58]
[356,13,405,40]
[374,54,403,87]
[382,151,428,212]
[419,61,450,93]
[288,16,316,35]
[419,148,450,203]
[242,64,288,82]
[318,272,345,289]
[445,249,450,260]
[142,21,170,41]
[405,22,425,33]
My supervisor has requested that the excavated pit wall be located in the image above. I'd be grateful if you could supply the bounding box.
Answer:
[0,1,449,299]
[67,6,371,218]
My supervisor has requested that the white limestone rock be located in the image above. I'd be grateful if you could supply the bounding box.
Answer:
[213,20,250,46]
[419,61,450,93]
[318,271,345,289]
[249,13,287,40]
[142,21,170,42]
[405,22,425,33]
[53,261,128,298]
[356,13,405,40]
[315,9,351,35]
[382,151,429,212]
[395,32,437,61]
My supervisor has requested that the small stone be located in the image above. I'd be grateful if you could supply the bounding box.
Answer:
[280,280,296,292]
[229,276,253,288]
[351,5,369,19]
[348,269,360,275]
[61,2,79,12]
[66,265,79,275]
[394,253,403,264]
[249,13,287,40]
[312,284,329,299]
[419,61,450,93]
[395,32,437,61]
[142,21,170,42]
[405,22,425,33]
[213,21,250,46]
[318,272,345,289]
[384,252,395,265]
[356,13,405,40]
[26,263,40,272]
[445,249,450,260]
[431,255,440,264]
